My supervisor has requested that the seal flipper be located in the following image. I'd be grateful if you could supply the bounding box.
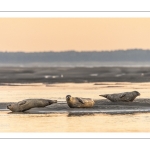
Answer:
[99,94,108,98]
[76,97,85,104]
[18,100,26,105]
[120,93,126,98]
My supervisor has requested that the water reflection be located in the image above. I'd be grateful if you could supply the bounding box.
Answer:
[107,112,137,115]
[67,112,95,117]
[1,111,150,132]
[7,112,30,114]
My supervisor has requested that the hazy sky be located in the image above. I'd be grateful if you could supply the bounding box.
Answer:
[0,18,150,52]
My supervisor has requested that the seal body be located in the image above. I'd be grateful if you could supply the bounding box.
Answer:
[66,95,95,108]
[7,99,57,112]
[99,91,140,102]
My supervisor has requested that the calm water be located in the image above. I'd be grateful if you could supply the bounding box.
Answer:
[0,82,150,132]
[0,112,150,132]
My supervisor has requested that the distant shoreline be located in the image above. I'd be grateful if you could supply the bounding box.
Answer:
[1,61,150,67]
[0,50,150,66]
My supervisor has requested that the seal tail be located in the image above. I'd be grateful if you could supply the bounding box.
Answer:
[48,100,57,104]
[99,94,108,98]
[52,100,57,103]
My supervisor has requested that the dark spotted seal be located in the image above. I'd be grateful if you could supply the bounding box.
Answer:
[99,91,140,102]
[66,95,95,108]
[7,99,57,112]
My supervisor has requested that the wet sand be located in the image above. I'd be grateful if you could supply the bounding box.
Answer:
[0,66,150,83]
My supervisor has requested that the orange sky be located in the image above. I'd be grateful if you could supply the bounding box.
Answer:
[0,18,150,52]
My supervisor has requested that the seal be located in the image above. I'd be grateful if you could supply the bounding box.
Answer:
[66,95,95,108]
[99,91,140,102]
[7,99,57,112]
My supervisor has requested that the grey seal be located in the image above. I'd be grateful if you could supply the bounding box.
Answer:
[66,95,95,108]
[99,91,140,102]
[7,99,57,112]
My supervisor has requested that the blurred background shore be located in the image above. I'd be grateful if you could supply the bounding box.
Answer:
[0,66,149,84]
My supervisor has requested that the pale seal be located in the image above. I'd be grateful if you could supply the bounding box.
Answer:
[99,91,140,102]
[66,95,95,108]
[7,99,57,112]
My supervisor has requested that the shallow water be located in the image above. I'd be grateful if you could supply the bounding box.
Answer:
[0,82,150,132]
[0,82,150,102]
[1,112,150,132]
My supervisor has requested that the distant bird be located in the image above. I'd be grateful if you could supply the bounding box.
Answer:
[66,95,95,108]
[7,99,57,112]
[99,91,140,102]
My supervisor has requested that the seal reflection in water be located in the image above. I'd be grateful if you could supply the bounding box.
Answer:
[66,95,95,108]
[7,99,57,112]
[99,91,140,102]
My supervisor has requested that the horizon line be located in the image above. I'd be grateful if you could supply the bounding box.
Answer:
[0,48,150,53]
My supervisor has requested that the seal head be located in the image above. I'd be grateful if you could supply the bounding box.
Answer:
[7,103,21,112]
[66,95,71,101]
[133,91,140,96]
